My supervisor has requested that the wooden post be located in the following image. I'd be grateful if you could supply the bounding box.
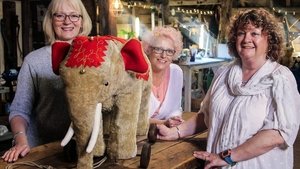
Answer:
[21,0,30,57]
[98,0,117,36]
[218,0,233,43]
[151,10,155,30]
[161,0,170,25]
[82,0,97,36]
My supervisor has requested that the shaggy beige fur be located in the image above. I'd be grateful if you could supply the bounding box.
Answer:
[59,37,151,169]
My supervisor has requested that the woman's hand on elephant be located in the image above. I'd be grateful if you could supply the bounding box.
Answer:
[164,116,184,127]
[156,124,179,140]
[1,134,30,162]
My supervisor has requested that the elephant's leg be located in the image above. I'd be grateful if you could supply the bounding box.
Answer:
[137,80,151,136]
[107,92,140,159]
[102,111,112,149]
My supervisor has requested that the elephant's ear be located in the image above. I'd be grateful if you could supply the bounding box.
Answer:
[52,42,71,75]
[121,39,150,80]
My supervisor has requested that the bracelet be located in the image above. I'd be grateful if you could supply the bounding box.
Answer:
[175,126,181,139]
[12,131,24,146]
[13,131,24,139]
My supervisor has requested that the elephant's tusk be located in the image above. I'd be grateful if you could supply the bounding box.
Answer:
[86,103,102,153]
[61,123,74,147]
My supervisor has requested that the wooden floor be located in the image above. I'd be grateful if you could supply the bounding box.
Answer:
[295,132,300,169]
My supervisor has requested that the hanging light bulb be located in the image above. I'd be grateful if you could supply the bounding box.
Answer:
[110,0,124,17]
[171,8,176,16]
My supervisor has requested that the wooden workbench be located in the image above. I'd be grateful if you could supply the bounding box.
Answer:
[0,112,207,169]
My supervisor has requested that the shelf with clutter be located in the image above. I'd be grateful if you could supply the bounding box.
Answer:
[0,85,13,152]
[0,68,18,152]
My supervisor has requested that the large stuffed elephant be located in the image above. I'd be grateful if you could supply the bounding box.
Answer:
[51,36,152,169]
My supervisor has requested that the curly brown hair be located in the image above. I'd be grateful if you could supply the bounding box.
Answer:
[226,8,284,61]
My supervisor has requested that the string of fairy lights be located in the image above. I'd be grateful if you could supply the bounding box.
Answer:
[119,1,300,43]
[122,1,300,16]
[122,1,214,16]
[271,7,300,43]
[272,7,298,16]
[171,7,213,15]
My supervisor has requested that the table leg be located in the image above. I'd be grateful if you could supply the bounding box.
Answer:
[182,67,192,112]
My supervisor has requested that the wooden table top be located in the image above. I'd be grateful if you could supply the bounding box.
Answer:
[0,112,207,169]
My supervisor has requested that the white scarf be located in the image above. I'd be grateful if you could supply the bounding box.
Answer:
[226,59,300,145]
[227,59,276,96]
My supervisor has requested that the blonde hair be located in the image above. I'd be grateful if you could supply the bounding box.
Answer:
[141,26,183,60]
[43,0,92,44]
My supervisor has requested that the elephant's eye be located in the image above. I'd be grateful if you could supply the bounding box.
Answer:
[104,82,109,86]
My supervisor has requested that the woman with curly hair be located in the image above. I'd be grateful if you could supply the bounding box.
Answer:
[156,8,300,169]
[141,26,184,127]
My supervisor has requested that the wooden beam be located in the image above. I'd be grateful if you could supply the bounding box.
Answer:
[21,0,30,57]
[82,0,97,36]
[218,0,233,43]
[98,0,117,36]
[286,0,291,7]
[161,0,171,25]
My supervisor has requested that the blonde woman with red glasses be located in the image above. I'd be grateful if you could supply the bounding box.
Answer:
[2,0,92,163]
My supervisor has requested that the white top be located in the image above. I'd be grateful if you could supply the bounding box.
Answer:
[149,63,183,119]
[201,59,300,169]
